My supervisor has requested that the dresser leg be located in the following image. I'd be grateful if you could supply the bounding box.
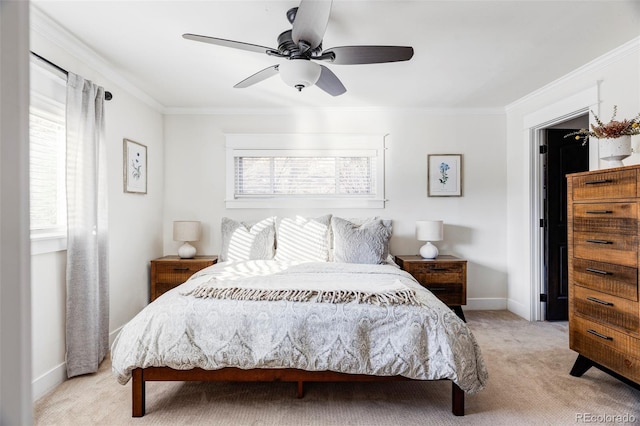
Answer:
[570,354,640,390]
[570,354,594,377]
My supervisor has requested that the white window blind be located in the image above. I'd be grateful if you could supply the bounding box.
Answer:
[235,155,375,197]
[30,57,67,243]
[226,134,386,209]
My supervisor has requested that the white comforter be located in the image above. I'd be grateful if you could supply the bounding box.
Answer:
[111,260,488,393]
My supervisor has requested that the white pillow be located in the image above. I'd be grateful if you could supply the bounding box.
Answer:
[274,215,332,262]
[331,217,392,264]
[219,217,276,262]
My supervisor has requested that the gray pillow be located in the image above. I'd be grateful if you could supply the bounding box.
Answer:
[331,217,392,264]
[219,217,276,262]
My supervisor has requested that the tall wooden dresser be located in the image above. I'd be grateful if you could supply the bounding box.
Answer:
[567,165,640,385]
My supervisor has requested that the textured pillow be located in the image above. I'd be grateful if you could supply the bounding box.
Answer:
[331,217,392,264]
[274,215,332,262]
[219,217,276,262]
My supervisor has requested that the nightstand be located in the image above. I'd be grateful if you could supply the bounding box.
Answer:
[395,254,467,321]
[150,255,217,302]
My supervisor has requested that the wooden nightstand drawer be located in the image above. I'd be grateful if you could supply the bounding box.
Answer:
[424,283,465,306]
[150,256,217,302]
[395,255,467,318]
[154,261,212,283]
[403,262,465,283]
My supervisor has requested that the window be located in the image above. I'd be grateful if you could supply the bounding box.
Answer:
[30,56,67,253]
[226,134,386,208]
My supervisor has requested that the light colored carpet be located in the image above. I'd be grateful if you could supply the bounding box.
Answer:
[34,310,640,425]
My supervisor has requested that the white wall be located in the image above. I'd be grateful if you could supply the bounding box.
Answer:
[30,10,165,399]
[163,109,508,310]
[505,38,640,320]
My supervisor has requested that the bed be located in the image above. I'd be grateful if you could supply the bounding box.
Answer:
[111,216,488,417]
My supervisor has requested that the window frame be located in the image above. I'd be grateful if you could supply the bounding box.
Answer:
[225,134,386,209]
[29,56,67,254]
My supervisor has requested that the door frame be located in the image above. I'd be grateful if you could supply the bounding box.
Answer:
[526,86,599,321]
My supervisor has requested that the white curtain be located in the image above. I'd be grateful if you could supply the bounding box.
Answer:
[65,73,109,378]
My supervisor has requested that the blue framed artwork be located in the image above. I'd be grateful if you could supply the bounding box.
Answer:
[428,154,462,197]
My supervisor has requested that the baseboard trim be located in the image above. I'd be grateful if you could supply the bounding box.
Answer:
[465,297,507,311]
[32,362,66,402]
[33,326,125,402]
[507,297,531,320]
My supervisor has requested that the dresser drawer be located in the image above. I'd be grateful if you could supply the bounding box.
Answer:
[571,317,640,384]
[571,169,637,201]
[573,232,638,267]
[573,286,639,332]
[572,258,638,301]
[573,202,637,233]
[571,315,640,358]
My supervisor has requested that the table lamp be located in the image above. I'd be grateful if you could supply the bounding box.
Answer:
[416,220,443,259]
[173,221,201,259]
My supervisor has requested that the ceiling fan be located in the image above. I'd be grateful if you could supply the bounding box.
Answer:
[183,0,414,96]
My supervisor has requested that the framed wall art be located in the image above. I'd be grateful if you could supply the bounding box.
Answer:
[123,139,147,194]
[428,154,462,197]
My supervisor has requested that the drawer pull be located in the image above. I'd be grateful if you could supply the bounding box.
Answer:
[585,239,612,245]
[585,268,612,276]
[586,329,613,341]
[584,179,613,185]
[429,267,449,271]
[173,267,190,271]
[585,210,613,214]
[429,287,447,291]
[586,296,614,306]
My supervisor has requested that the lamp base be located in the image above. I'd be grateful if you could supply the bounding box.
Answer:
[178,242,196,259]
[419,242,439,259]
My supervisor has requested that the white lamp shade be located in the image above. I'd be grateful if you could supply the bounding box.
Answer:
[416,220,443,242]
[173,221,201,242]
[279,60,321,90]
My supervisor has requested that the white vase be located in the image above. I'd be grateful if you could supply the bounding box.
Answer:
[598,135,632,168]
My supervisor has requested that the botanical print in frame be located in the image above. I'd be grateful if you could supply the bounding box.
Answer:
[123,139,147,194]
[428,154,462,197]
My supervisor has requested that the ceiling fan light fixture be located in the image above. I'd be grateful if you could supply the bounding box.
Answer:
[279,59,321,91]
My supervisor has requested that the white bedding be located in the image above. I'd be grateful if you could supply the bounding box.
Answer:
[111,260,488,393]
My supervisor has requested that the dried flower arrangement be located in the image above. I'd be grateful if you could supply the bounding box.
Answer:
[565,106,640,145]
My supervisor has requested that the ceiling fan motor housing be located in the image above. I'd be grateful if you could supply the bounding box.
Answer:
[278,59,321,91]
[277,30,322,58]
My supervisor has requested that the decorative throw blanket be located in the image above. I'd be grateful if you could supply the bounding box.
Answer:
[183,261,420,306]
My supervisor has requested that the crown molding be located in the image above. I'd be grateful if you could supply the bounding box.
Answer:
[30,6,164,113]
[163,106,505,116]
[505,36,640,112]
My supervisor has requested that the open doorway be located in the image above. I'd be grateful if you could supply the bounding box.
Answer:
[541,115,589,320]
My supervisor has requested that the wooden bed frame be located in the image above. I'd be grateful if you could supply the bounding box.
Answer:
[131,367,465,417]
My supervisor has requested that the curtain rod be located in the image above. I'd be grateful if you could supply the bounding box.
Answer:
[30,51,113,101]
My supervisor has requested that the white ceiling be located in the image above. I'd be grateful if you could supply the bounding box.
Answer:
[32,0,640,110]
